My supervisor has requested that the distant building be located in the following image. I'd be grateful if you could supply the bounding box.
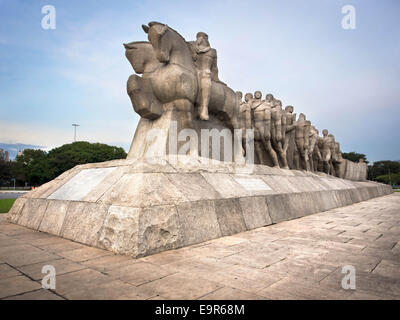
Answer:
[0,148,4,161]
[4,151,9,162]
[17,150,24,158]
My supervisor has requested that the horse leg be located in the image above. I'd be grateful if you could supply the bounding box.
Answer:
[127,75,162,119]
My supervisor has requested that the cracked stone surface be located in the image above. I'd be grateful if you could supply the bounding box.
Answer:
[0,193,399,300]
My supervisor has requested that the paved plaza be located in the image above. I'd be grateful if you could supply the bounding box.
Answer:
[0,193,399,300]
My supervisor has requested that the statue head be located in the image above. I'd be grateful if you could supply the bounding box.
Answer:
[236,91,243,100]
[285,105,294,113]
[195,32,211,50]
[298,113,306,121]
[254,91,262,99]
[265,93,274,102]
[244,93,253,102]
[322,129,328,136]
[275,99,282,107]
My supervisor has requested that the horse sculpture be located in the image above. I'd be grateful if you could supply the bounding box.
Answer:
[124,22,241,161]
[126,22,239,128]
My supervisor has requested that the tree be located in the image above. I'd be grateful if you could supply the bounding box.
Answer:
[368,160,400,181]
[47,142,126,178]
[0,160,14,187]
[12,149,50,186]
[342,152,369,164]
[12,142,127,186]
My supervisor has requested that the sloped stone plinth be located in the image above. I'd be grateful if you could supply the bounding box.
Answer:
[7,157,392,258]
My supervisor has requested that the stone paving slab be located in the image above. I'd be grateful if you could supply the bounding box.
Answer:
[0,193,399,300]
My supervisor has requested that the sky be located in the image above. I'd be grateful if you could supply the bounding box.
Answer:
[0,0,399,162]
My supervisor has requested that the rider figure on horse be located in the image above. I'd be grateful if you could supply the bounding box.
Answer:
[189,32,224,121]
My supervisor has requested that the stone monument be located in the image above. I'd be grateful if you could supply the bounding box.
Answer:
[7,22,391,258]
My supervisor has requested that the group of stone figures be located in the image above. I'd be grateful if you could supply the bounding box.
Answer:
[236,90,343,176]
[124,22,346,178]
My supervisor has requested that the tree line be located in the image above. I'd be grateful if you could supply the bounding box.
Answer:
[0,145,398,187]
[0,142,126,187]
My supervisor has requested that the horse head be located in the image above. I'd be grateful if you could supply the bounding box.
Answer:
[123,41,162,74]
[142,22,171,63]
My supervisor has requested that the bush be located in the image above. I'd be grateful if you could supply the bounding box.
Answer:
[375,173,400,186]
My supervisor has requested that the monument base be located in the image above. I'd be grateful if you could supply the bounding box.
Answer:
[7,156,392,258]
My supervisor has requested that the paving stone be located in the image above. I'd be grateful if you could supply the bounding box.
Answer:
[138,272,223,300]
[54,269,114,296]
[18,258,87,281]
[4,289,64,300]
[38,241,87,253]
[0,275,41,299]
[80,254,136,272]
[0,244,62,267]
[58,247,113,262]
[0,263,22,279]
[63,280,149,300]
[107,261,175,286]
[198,286,266,300]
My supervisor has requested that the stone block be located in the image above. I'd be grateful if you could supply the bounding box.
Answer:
[99,173,187,207]
[167,173,221,201]
[61,202,109,246]
[7,197,27,224]
[38,200,70,235]
[176,200,221,246]
[98,205,140,256]
[48,167,118,201]
[214,198,246,236]
[18,199,49,229]
[239,196,272,229]
[137,205,184,256]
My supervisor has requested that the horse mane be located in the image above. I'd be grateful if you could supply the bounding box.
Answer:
[148,21,191,49]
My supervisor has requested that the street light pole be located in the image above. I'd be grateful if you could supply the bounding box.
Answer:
[72,124,80,142]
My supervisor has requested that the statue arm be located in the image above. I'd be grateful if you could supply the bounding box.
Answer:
[286,123,296,132]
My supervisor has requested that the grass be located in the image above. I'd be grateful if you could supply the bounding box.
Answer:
[0,199,16,213]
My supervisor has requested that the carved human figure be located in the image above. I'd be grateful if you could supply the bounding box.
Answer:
[252,93,279,167]
[321,129,334,174]
[271,99,289,169]
[237,92,252,156]
[283,106,298,169]
[295,113,311,170]
[308,126,322,172]
[283,105,296,169]
[189,32,220,121]
[333,141,343,177]
[328,134,338,176]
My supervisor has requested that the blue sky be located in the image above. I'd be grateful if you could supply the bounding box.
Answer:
[0,0,399,162]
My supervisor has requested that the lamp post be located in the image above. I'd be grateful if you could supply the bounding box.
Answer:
[72,124,80,142]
